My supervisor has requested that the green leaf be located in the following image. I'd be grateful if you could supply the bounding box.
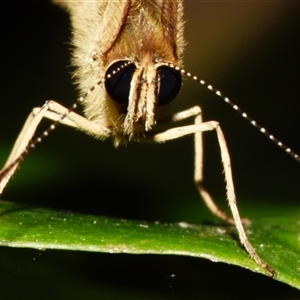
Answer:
[0,200,299,290]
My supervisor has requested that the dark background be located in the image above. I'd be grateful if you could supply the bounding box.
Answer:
[0,0,300,298]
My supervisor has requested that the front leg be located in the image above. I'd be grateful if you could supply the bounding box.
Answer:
[143,107,274,275]
[148,106,235,223]
[0,103,49,194]
[0,100,110,194]
[193,110,236,224]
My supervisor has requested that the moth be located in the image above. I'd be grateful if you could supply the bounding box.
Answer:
[0,0,276,275]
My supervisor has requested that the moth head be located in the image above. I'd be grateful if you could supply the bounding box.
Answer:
[105,60,182,138]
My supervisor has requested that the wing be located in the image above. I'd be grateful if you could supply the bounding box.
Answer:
[53,1,131,54]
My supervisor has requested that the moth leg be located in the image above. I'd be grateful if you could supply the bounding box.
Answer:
[0,100,110,194]
[32,101,111,138]
[144,111,274,275]
[0,103,48,194]
[157,106,204,126]
[193,109,237,225]
[154,106,235,224]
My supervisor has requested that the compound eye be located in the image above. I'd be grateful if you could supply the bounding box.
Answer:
[105,60,136,105]
[157,66,182,106]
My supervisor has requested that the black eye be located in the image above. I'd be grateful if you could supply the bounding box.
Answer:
[105,61,182,107]
[105,60,136,105]
[157,66,182,106]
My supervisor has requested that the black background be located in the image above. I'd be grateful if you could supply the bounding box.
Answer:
[0,0,300,299]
